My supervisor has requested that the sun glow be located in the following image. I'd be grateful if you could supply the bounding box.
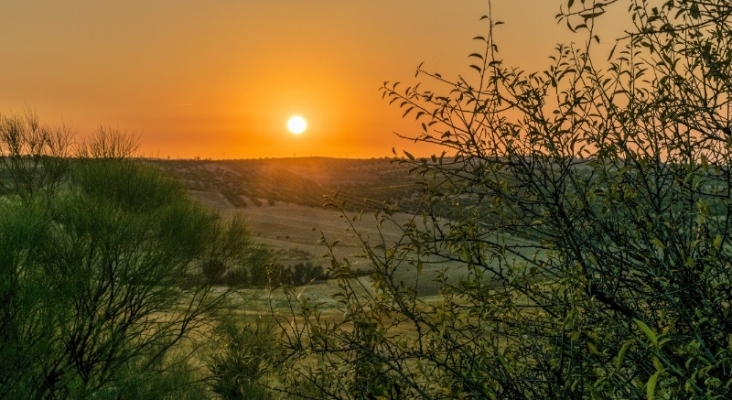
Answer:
[287,116,307,134]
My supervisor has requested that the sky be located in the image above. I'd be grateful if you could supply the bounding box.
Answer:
[0,1,627,159]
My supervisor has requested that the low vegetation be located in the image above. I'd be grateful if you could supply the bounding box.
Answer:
[4,1,732,399]
[273,1,732,399]
[0,115,268,399]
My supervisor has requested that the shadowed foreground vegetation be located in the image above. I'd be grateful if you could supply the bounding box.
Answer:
[6,0,732,399]
[269,1,732,399]
[0,115,280,398]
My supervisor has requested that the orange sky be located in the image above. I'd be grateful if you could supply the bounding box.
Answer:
[0,1,628,159]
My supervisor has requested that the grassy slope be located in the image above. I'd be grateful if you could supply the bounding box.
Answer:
[167,158,542,298]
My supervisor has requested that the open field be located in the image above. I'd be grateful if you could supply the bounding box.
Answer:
[189,186,543,298]
[175,157,545,300]
[188,190,400,264]
[188,191,437,292]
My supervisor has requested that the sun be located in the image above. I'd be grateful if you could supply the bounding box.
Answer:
[287,116,307,134]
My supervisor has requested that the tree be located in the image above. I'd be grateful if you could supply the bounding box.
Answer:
[0,108,72,201]
[0,122,262,398]
[279,1,732,398]
[77,125,140,159]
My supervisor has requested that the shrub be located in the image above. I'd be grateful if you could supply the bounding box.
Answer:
[0,134,262,398]
[207,317,279,400]
[278,1,732,398]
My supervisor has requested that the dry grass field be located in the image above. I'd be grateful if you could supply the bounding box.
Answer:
[178,159,549,396]
[176,157,543,309]
[189,187,542,301]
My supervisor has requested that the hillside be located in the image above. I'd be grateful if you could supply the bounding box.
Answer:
[147,157,488,296]
[148,157,424,211]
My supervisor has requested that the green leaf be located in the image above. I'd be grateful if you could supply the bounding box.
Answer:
[647,370,661,400]
[690,3,700,19]
[652,357,663,371]
[714,235,723,250]
[634,319,658,346]
[615,340,632,370]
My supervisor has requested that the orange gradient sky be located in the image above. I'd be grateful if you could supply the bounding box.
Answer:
[0,1,628,159]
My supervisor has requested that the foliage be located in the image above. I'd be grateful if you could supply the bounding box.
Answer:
[268,261,326,288]
[221,189,249,208]
[91,352,211,400]
[278,1,732,399]
[207,316,280,400]
[0,126,263,398]
[204,245,274,288]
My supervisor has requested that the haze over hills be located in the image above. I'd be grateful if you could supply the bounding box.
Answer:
[148,157,425,211]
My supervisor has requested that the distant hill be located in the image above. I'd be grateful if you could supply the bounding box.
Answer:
[147,157,424,211]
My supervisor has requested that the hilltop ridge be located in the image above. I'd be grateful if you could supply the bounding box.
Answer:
[148,157,424,211]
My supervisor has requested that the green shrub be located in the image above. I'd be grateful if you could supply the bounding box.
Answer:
[0,152,264,398]
[207,316,279,400]
[278,1,732,398]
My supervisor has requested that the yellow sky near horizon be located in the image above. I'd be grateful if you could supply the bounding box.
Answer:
[0,1,629,159]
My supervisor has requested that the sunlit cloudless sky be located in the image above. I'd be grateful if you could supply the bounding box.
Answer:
[0,1,627,159]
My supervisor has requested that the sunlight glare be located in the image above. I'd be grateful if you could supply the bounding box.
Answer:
[287,116,307,134]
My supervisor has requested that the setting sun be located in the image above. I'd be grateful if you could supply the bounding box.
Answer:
[287,116,307,134]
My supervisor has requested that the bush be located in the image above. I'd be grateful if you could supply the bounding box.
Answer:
[203,259,228,283]
[267,262,325,287]
[278,1,732,398]
[222,189,248,208]
[0,138,261,398]
[207,316,279,400]
[225,266,249,287]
